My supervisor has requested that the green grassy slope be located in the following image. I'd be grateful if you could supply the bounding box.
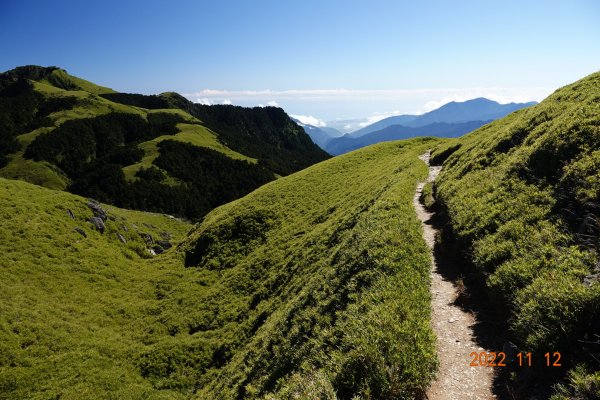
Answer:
[431,71,600,397]
[162,138,438,399]
[0,177,193,399]
[0,138,438,399]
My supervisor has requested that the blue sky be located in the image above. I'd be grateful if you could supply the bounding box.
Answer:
[1,0,599,130]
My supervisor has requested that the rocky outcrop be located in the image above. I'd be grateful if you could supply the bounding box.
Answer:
[87,199,107,220]
[156,240,172,250]
[89,216,105,233]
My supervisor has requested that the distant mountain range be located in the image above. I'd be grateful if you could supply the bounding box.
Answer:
[323,98,537,155]
[291,119,343,148]
[349,115,419,138]
[326,120,491,155]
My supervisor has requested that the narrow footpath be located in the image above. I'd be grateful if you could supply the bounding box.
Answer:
[414,152,496,400]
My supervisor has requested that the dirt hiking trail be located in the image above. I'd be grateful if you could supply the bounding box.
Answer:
[414,152,496,400]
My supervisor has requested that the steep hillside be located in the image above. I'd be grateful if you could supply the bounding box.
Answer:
[326,120,489,155]
[0,66,329,220]
[104,91,330,176]
[431,72,600,397]
[0,138,438,399]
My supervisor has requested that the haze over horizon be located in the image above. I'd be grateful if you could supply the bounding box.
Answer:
[1,0,599,130]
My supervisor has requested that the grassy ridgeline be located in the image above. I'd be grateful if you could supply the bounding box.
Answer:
[1,138,438,399]
[432,72,600,396]
[149,138,439,399]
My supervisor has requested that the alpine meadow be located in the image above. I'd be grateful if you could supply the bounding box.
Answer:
[2,67,599,398]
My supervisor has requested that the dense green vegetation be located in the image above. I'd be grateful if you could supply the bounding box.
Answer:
[103,91,332,176]
[0,66,329,220]
[0,138,438,399]
[183,104,329,176]
[0,78,78,167]
[99,92,172,109]
[20,112,274,219]
[25,112,183,175]
[431,71,600,397]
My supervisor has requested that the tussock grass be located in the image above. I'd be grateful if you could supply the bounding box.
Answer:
[434,71,600,395]
[0,178,192,399]
[178,138,438,398]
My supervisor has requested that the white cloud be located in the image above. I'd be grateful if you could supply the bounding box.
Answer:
[290,114,327,127]
[195,97,213,105]
[357,111,403,128]
[184,87,552,103]
[188,86,554,127]
[222,99,232,105]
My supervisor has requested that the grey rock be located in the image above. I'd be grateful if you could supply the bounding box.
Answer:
[89,217,105,234]
[67,209,75,219]
[140,232,153,244]
[156,240,172,250]
[73,227,87,238]
[152,245,164,255]
[116,233,127,244]
[86,199,108,221]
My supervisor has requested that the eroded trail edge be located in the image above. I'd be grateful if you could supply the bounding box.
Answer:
[415,152,495,400]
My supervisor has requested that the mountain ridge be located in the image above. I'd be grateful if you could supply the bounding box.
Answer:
[0,65,329,219]
[349,97,537,139]
[326,120,490,155]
